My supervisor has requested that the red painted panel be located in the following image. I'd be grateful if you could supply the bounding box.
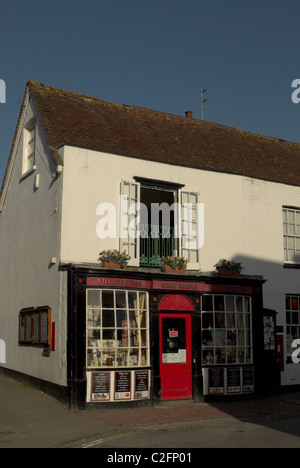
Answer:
[158,294,194,311]
[159,313,193,400]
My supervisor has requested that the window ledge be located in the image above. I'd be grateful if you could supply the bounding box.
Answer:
[20,165,36,182]
[283,263,300,269]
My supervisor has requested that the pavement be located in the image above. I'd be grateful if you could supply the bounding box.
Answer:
[1,372,300,448]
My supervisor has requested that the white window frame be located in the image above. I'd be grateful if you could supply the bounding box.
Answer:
[201,294,253,366]
[120,180,141,267]
[120,180,201,269]
[22,119,36,176]
[179,190,201,270]
[283,207,300,264]
[286,295,300,360]
[86,289,150,369]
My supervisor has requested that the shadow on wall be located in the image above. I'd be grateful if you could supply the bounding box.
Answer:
[230,254,299,302]
[209,255,300,442]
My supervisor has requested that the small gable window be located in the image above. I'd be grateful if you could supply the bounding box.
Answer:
[22,119,36,175]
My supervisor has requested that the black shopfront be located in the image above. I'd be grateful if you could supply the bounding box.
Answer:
[65,264,276,409]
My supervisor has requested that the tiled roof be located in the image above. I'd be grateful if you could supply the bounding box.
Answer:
[14,80,300,187]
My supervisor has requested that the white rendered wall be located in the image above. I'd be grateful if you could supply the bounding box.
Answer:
[60,146,300,386]
[0,97,67,386]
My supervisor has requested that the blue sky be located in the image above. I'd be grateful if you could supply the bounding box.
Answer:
[0,0,300,182]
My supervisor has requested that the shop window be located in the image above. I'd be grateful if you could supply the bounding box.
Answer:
[286,295,300,360]
[19,306,51,346]
[201,295,252,366]
[86,290,149,368]
[283,207,300,264]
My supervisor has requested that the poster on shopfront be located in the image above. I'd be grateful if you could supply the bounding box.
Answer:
[91,372,110,401]
[208,368,224,394]
[242,367,254,393]
[115,371,131,400]
[227,367,241,394]
[134,370,150,399]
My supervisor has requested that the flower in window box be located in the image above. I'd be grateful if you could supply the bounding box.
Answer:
[99,249,131,269]
[159,256,188,274]
[214,259,243,277]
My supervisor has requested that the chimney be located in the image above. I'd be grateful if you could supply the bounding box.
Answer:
[185,110,193,119]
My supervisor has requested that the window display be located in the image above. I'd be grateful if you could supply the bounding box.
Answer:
[286,295,300,359]
[201,295,252,366]
[86,290,149,368]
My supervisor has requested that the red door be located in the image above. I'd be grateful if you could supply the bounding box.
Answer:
[159,313,193,400]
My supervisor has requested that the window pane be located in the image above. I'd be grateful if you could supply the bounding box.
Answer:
[214,296,224,311]
[103,329,115,343]
[87,309,101,327]
[202,295,213,311]
[236,297,243,312]
[102,291,114,308]
[34,312,40,343]
[139,292,147,309]
[102,310,115,327]
[26,314,32,342]
[128,292,137,308]
[227,313,236,328]
[215,313,225,328]
[202,313,214,329]
[116,291,126,308]
[19,315,26,341]
[140,310,147,328]
[226,296,235,311]
[87,290,101,307]
[116,309,127,327]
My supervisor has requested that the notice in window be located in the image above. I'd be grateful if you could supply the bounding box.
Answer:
[227,367,241,394]
[91,372,110,401]
[115,371,131,400]
[134,370,150,399]
[242,367,254,393]
[208,368,224,394]
[162,349,186,364]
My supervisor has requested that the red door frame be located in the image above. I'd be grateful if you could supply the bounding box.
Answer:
[159,313,193,400]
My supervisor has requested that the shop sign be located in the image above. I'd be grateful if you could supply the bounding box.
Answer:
[87,277,253,294]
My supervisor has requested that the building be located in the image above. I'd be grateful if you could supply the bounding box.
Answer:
[0,80,299,408]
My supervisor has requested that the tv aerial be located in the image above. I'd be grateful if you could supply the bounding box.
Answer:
[201,88,222,120]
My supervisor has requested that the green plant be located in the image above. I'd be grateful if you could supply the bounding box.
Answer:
[99,249,131,269]
[214,259,243,273]
[159,256,188,271]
